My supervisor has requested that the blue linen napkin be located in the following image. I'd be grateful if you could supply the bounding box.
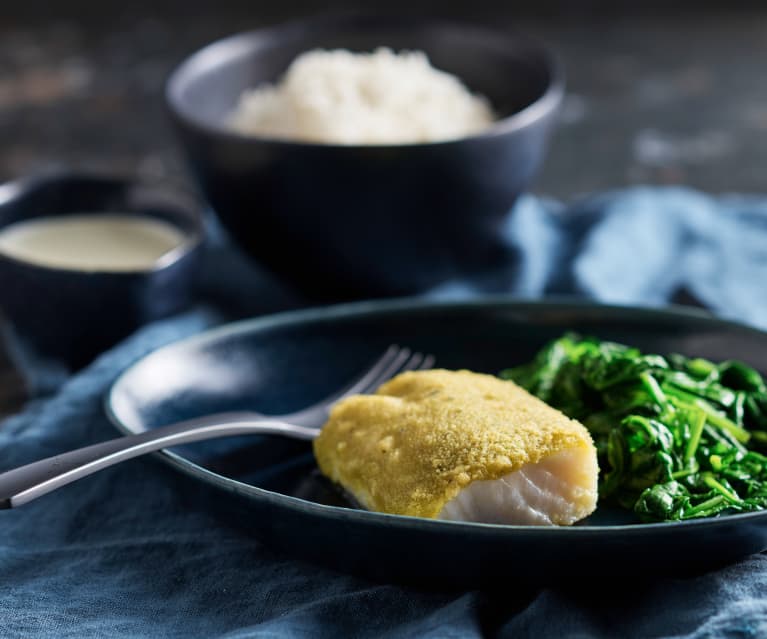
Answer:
[2,186,767,638]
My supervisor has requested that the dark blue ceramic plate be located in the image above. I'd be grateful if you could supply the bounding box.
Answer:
[106,299,767,585]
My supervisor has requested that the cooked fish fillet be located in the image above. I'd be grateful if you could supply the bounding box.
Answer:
[313,369,599,526]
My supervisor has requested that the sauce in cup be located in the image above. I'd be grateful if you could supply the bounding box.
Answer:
[0,215,188,272]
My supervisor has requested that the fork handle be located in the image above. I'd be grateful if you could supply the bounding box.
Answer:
[0,415,317,509]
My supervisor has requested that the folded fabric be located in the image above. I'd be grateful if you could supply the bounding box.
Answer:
[429,187,767,331]
[1,187,767,638]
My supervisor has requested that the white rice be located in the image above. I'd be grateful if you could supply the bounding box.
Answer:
[227,48,495,145]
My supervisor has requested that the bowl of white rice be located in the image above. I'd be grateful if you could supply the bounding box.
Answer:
[226,47,496,146]
[166,15,563,299]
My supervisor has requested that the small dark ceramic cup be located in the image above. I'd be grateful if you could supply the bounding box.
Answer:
[166,15,563,300]
[0,172,204,368]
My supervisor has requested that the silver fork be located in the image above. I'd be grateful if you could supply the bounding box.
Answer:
[257,345,434,428]
[0,346,435,509]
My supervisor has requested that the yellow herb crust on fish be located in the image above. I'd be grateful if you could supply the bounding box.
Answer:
[313,369,598,519]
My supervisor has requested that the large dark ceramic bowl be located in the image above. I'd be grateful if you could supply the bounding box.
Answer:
[166,15,563,300]
[0,172,204,368]
[107,299,767,586]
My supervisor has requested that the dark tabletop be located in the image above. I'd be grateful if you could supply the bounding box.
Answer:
[3,1,767,196]
[1,0,766,415]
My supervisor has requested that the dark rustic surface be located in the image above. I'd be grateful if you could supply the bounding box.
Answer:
[1,3,765,415]
[2,5,766,196]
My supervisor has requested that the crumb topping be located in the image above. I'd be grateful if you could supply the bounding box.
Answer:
[313,369,597,518]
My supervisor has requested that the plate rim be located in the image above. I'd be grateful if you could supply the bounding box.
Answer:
[105,296,767,535]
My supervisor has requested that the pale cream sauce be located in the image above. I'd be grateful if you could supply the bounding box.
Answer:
[0,215,187,272]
